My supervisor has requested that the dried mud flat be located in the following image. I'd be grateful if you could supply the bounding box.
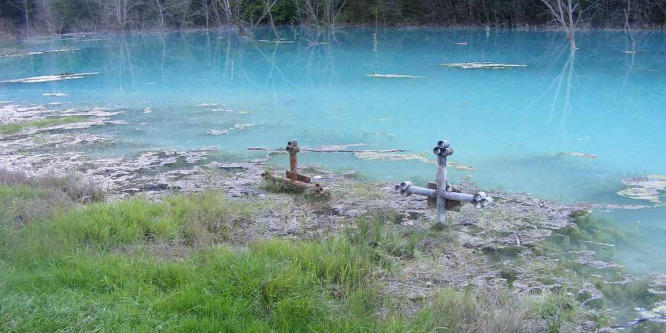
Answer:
[2,102,665,331]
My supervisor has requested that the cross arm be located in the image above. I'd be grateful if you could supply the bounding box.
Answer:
[395,181,493,208]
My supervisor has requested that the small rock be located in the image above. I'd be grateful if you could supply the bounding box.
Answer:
[142,183,170,191]
[406,210,423,219]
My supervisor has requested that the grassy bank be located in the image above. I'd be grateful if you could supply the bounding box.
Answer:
[0,172,581,332]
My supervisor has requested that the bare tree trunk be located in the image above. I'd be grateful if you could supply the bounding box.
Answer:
[211,0,223,27]
[203,0,210,29]
[155,0,166,28]
[36,0,56,33]
[294,0,320,26]
[218,0,248,36]
[261,0,281,39]
[539,0,580,49]
[23,0,30,36]
[625,0,636,52]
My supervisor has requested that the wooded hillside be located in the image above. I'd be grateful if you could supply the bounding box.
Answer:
[0,0,664,35]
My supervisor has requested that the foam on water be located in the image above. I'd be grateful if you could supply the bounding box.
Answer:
[1,27,665,272]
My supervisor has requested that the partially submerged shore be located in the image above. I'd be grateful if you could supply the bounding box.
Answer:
[1,102,666,331]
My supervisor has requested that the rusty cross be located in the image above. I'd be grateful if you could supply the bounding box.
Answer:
[263,140,327,194]
[395,140,493,226]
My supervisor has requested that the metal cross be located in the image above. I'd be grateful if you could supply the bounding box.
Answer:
[395,140,494,226]
[263,140,327,194]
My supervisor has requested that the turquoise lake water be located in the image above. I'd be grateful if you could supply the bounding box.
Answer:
[1,27,665,273]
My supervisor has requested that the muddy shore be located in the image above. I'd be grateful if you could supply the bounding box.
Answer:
[1,101,665,331]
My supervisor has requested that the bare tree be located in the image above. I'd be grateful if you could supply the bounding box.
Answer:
[152,0,167,28]
[35,0,56,33]
[624,0,636,52]
[539,0,581,49]
[95,0,141,29]
[322,0,347,26]
[293,0,319,25]
[260,0,281,39]
[218,0,248,35]
[6,0,31,36]
[293,0,347,28]
[201,0,212,29]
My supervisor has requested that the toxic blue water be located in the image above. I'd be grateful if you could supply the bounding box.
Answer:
[1,27,665,275]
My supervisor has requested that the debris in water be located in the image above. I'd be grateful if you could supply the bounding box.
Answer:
[63,108,122,118]
[364,132,396,138]
[354,151,432,164]
[257,40,295,44]
[617,175,666,204]
[195,103,219,107]
[42,92,69,97]
[366,73,425,79]
[634,67,661,73]
[143,108,152,114]
[306,40,328,47]
[442,62,527,69]
[0,48,78,58]
[210,108,251,114]
[207,130,229,135]
[312,143,368,151]
[1,72,99,84]
[567,152,597,159]
[233,123,255,130]
[449,162,475,171]
[455,42,468,45]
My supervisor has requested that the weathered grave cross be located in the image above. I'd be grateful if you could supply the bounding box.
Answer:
[262,140,327,194]
[395,140,494,226]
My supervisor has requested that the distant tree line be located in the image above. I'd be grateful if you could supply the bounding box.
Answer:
[0,0,664,35]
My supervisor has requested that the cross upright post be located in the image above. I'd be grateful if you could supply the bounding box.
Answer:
[434,140,452,225]
[395,140,494,226]
[287,140,300,183]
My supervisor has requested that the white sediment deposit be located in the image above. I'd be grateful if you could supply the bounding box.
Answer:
[207,130,229,135]
[354,151,432,164]
[233,123,255,130]
[364,132,396,138]
[366,73,425,78]
[442,62,527,69]
[257,40,295,44]
[1,72,99,84]
[617,175,666,204]
[42,92,69,97]
[352,151,474,171]
[0,48,78,58]
[567,152,598,159]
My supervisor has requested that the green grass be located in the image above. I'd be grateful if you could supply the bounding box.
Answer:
[0,116,85,135]
[4,191,257,258]
[0,190,389,332]
[0,174,583,332]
